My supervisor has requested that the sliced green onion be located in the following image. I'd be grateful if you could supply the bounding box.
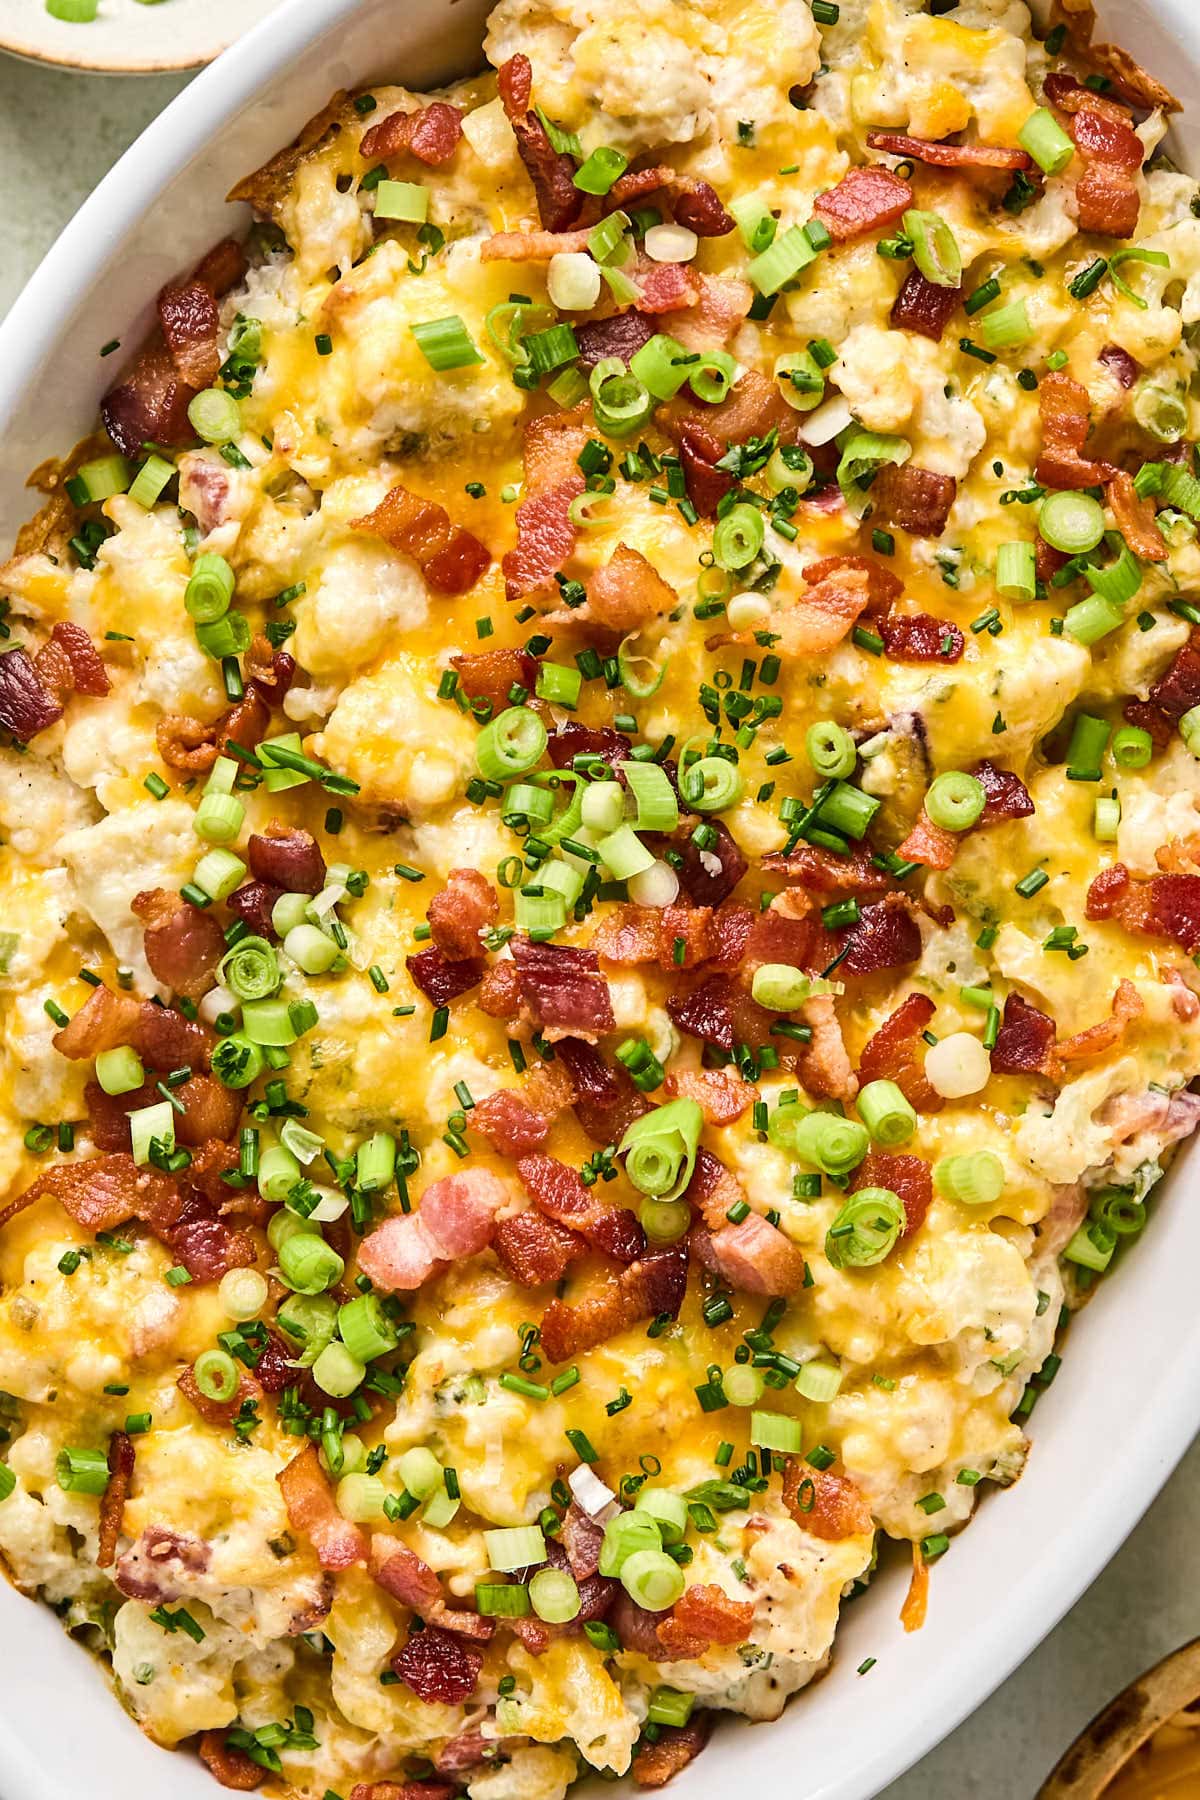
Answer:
[933,1151,1005,1206]
[634,1488,688,1545]
[374,179,429,223]
[193,1348,239,1403]
[723,1364,764,1407]
[902,209,962,289]
[980,299,1032,351]
[278,1233,344,1295]
[1093,795,1121,841]
[825,1186,904,1269]
[1180,705,1200,757]
[194,791,245,846]
[856,1079,917,1146]
[476,707,547,779]
[1133,381,1187,443]
[183,558,233,625]
[55,1447,109,1495]
[130,1100,174,1167]
[337,1473,388,1522]
[1110,724,1153,769]
[187,388,241,444]
[620,1548,685,1612]
[750,1409,803,1453]
[411,315,484,370]
[589,357,652,437]
[996,541,1036,601]
[629,333,692,402]
[587,211,630,265]
[338,1294,398,1363]
[712,503,765,571]
[574,145,629,195]
[791,1111,869,1178]
[618,630,669,699]
[241,998,298,1046]
[729,192,777,253]
[747,224,817,297]
[819,781,879,840]
[529,1567,581,1622]
[1018,108,1075,176]
[599,1510,663,1577]
[925,770,985,831]
[639,1198,691,1244]
[1109,246,1171,310]
[1085,540,1141,607]
[95,1045,144,1096]
[1063,1221,1115,1273]
[620,760,679,833]
[751,963,820,1011]
[71,454,131,503]
[536,660,583,709]
[806,720,856,780]
[128,454,176,509]
[195,611,251,660]
[837,429,911,519]
[219,1267,269,1321]
[581,780,626,834]
[356,1131,396,1193]
[211,1032,265,1090]
[1039,491,1105,555]
[1065,711,1110,780]
[396,1447,442,1499]
[484,1524,547,1572]
[688,349,738,405]
[619,1097,703,1202]
[1063,594,1124,646]
[680,755,743,815]
[774,350,826,412]
[795,1358,842,1403]
[597,823,655,880]
[312,1341,366,1397]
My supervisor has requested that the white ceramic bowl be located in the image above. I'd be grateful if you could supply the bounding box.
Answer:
[1,3,1199,1796]
[0,0,281,75]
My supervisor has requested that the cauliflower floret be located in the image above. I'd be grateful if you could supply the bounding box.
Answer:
[311,652,478,815]
[292,482,431,679]
[468,1747,578,1800]
[502,1638,639,1774]
[0,749,96,862]
[855,0,1034,142]
[112,1602,240,1743]
[833,326,985,477]
[59,797,198,988]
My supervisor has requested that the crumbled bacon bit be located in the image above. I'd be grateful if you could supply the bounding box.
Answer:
[678,421,735,519]
[667,370,803,457]
[989,991,1057,1076]
[247,823,326,894]
[348,1785,458,1800]
[782,1457,873,1540]
[199,1733,264,1792]
[666,818,748,908]
[574,311,657,372]
[690,1215,807,1296]
[428,868,498,962]
[1037,370,1118,490]
[371,1536,444,1611]
[85,1073,239,1154]
[667,974,772,1053]
[517,1153,644,1263]
[812,165,913,242]
[360,100,464,166]
[393,1625,484,1705]
[1108,469,1166,562]
[896,812,959,872]
[157,280,221,390]
[581,543,676,632]
[632,1718,711,1789]
[277,1443,367,1571]
[132,888,226,1000]
[451,646,537,711]
[594,901,752,973]
[494,1208,584,1285]
[539,1245,688,1363]
[1067,105,1143,239]
[511,937,615,1038]
[880,613,964,662]
[975,760,1035,824]
[664,1066,755,1125]
[352,483,491,596]
[852,1150,932,1236]
[178,1362,262,1428]
[761,841,894,894]
[630,257,701,315]
[97,1430,135,1569]
[102,343,196,460]
[472,1090,552,1156]
[866,130,1032,171]
[656,1584,755,1657]
[858,992,942,1112]
[871,462,957,538]
[502,408,590,601]
[1055,978,1143,1065]
[839,895,924,976]
[890,270,963,342]
[227,880,284,940]
[547,720,633,775]
[496,54,584,234]
[33,621,110,700]
[406,947,485,1005]
[683,1147,746,1231]
[1087,864,1200,952]
[554,1037,650,1144]
[1099,343,1138,389]
[608,166,735,236]
[0,647,63,740]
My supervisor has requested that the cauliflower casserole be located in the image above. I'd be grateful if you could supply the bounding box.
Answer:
[1,0,1199,1793]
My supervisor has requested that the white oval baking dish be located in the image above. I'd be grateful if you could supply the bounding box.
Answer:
[0,2,1198,1796]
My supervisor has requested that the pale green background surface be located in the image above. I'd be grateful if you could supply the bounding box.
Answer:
[1,46,1198,1800]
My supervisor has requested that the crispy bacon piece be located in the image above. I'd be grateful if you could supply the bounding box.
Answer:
[1099,343,1138,389]
[178,1362,262,1427]
[677,420,734,519]
[0,1152,161,1236]
[866,130,1031,171]
[352,483,491,596]
[840,895,923,976]
[158,280,221,390]
[227,880,283,940]
[633,1719,711,1788]
[86,1073,240,1154]
[690,1215,806,1296]
[54,986,207,1074]
[683,1146,747,1231]
[494,1208,583,1285]
[451,646,537,712]
[720,559,871,660]
[358,1167,508,1292]
[665,369,802,459]
[555,1036,650,1144]
[852,1150,932,1236]
[781,1458,873,1541]
[97,1431,135,1569]
[871,462,956,538]
[244,635,295,701]
[795,993,858,1101]
[33,621,110,701]
[199,1733,264,1792]
[502,408,590,601]
[1125,631,1200,744]
[608,166,735,236]
[480,227,591,262]
[667,975,772,1054]
[858,992,942,1112]
[1037,370,1118,490]
[360,100,463,166]
[517,1153,644,1263]
[371,1535,444,1612]
[1087,864,1200,952]
[761,841,893,894]
[667,819,748,908]
[539,1244,688,1363]
[1055,978,1143,1065]
[990,991,1057,1076]
[813,165,913,242]
[548,721,633,776]
[247,823,326,894]
[393,1624,484,1704]
[630,257,701,314]
[582,543,677,632]
[890,269,963,343]
[896,811,959,871]
[102,342,197,459]
[1108,469,1166,562]
[155,1189,256,1283]
[880,613,964,662]
[406,946,485,1004]
[807,553,904,616]
[497,54,584,234]
[278,1444,367,1571]
[0,647,63,740]
[132,888,225,1000]
[471,1057,575,1155]
[348,1786,457,1800]
[478,959,523,1024]
[1067,105,1143,239]
[656,1584,755,1657]
[664,1067,755,1125]
[594,901,752,973]
[511,936,615,1038]
[975,760,1034,824]
[428,868,499,961]
[574,310,656,372]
